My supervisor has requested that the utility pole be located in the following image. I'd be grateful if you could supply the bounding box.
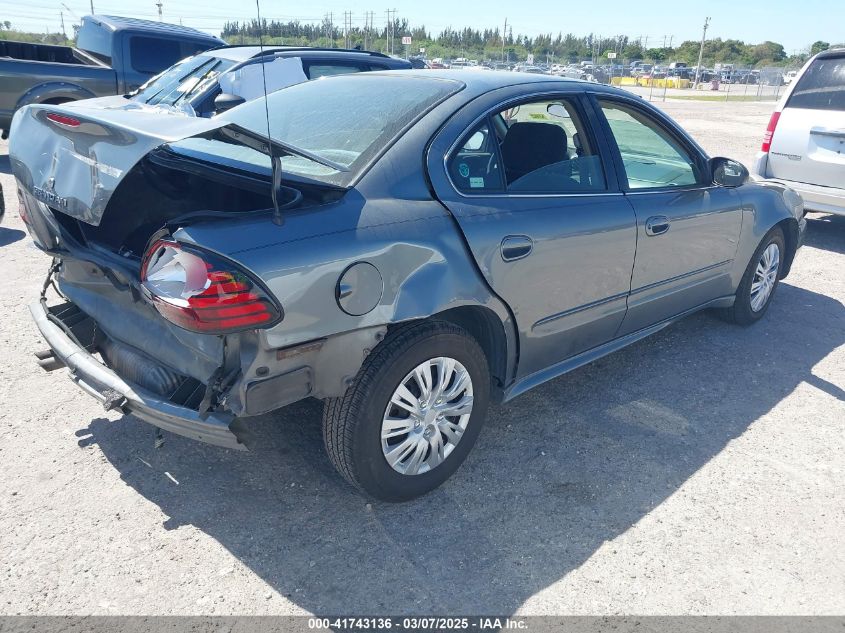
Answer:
[663,35,673,101]
[390,8,396,55]
[501,17,507,63]
[90,0,95,14]
[693,16,710,89]
[155,0,162,21]
[60,11,66,38]
[343,11,349,49]
[391,8,396,55]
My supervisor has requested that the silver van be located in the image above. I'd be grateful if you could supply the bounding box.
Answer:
[752,48,845,215]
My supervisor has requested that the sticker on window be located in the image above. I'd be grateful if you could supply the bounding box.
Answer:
[469,177,485,188]
[458,163,470,178]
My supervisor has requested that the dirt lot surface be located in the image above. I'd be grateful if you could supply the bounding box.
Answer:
[0,99,843,616]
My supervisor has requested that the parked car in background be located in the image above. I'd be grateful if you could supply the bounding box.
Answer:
[125,46,411,116]
[11,71,804,501]
[753,48,845,216]
[0,14,224,138]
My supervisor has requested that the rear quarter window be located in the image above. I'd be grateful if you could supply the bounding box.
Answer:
[787,54,845,111]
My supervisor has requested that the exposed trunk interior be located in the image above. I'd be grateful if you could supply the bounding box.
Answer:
[50,147,346,259]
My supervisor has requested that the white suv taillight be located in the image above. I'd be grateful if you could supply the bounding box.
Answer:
[761,111,781,153]
[140,239,281,334]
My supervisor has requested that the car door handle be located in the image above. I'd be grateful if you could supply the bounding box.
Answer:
[501,235,533,261]
[645,216,670,236]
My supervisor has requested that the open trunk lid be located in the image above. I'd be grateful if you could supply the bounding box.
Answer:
[9,98,225,227]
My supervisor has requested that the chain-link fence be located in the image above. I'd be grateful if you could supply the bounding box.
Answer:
[608,65,802,102]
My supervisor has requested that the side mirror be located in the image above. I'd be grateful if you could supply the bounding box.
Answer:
[710,157,749,188]
[213,92,246,114]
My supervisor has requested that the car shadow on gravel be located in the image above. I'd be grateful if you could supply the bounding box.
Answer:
[805,213,845,255]
[77,276,844,614]
[0,227,26,247]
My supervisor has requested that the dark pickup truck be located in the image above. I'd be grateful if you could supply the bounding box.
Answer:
[0,14,224,137]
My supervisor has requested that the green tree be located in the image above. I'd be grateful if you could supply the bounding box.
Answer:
[810,40,830,55]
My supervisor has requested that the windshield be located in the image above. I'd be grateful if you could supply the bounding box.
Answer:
[133,54,236,107]
[214,74,462,186]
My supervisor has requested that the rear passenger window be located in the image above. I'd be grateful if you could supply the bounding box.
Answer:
[497,99,605,193]
[448,98,606,195]
[788,55,845,111]
[130,37,183,74]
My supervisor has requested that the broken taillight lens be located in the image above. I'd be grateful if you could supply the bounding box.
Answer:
[140,239,281,334]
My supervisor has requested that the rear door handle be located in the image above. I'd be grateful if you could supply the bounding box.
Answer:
[501,235,533,261]
[645,215,670,236]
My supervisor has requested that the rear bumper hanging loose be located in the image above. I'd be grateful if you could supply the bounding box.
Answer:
[30,300,247,451]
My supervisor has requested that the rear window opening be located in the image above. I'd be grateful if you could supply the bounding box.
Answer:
[787,53,845,111]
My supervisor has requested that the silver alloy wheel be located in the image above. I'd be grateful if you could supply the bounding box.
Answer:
[380,357,474,476]
[750,242,781,312]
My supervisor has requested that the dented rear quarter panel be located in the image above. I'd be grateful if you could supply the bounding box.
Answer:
[174,193,518,391]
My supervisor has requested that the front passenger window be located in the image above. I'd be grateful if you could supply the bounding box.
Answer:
[598,100,700,189]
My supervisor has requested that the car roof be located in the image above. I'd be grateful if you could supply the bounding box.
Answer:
[90,15,224,42]
[815,47,845,59]
[357,68,626,98]
[205,45,400,63]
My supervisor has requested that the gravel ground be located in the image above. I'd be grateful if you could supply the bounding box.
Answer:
[0,99,843,616]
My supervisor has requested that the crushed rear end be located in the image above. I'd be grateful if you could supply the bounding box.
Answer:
[9,100,336,449]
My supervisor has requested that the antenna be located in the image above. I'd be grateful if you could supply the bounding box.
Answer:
[255,0,284,226]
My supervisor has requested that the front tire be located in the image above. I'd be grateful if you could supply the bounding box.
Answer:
[724,226,785,325]
[322,320,490,502]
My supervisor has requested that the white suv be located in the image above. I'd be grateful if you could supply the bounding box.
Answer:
[752,48,845,215]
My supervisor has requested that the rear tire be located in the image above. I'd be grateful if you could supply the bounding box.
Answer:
[722,226,785,325]
[322,320,490,502]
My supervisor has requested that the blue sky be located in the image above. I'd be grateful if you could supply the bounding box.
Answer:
[5,0,841,53]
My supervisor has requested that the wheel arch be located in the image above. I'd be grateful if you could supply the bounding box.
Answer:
[736,183,802,284]
[775,216,800,279]
[428,305,510,401]
[15,82,95,112]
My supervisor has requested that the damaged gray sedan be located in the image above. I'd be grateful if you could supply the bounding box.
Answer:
[10,71,805,500]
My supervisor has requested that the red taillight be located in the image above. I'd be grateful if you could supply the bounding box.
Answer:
[45,112,81,127]
[761,111,781,153]
[140,239,281,334]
